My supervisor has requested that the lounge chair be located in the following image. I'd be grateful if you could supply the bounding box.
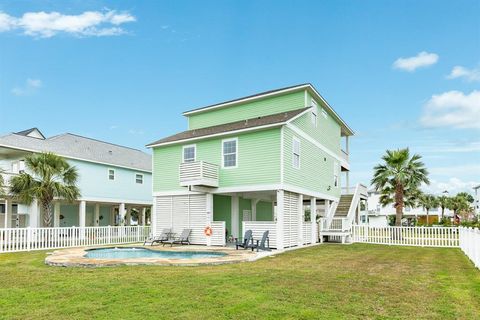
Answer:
[163,229,192,247]
[235,230,253,250]
[143,228,171,246]
[251,230,270,252]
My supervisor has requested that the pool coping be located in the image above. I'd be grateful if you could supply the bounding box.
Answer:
[44,244,258,267]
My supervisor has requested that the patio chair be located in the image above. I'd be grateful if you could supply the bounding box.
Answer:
[250,230,270,252]
[163,229,192,247]
[143,228,171,246]
[235,229,253,250]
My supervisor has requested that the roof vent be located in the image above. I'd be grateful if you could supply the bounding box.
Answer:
[108,150,113,155]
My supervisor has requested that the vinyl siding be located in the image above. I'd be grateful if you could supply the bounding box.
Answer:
[187,91,306,130]
[152,128,281,192]
[292,92,342,156]
[283,126,341,198]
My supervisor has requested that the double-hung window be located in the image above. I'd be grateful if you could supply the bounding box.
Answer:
[222,138,237,168]
[182,145,196,163]
[108,169,115,181]
[311,100,318,127]
[135,173,143,184]
[292,137,300,169]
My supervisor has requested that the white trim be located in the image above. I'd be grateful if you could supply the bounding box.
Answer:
[153,190,204,196]
[147,123,283,148]
[183,84,311,116]
[311,99,318,127]
[0,144,152,173]
[108,168,115,181]
[221,137,238,169]
[214,184,281,194]
[78,197,152,205]
[135,172,144,185]
[280,126,284,184]
[182,144,196,163]
[285,107,313,124]
[304,90,308,108]
[281,183,338,202]
[292,136,301,169]
[286,123,349,168]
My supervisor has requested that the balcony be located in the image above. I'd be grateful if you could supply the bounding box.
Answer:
[179,161,219,188]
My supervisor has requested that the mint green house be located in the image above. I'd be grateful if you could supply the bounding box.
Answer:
[147,84,366,249]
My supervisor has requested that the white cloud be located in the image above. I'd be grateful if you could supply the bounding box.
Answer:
[393,51,439,72]
[420,90,480,129]
[0,10,135,38]
[11,78,42,96]
[447,65,480,82]
[422,178,479,195]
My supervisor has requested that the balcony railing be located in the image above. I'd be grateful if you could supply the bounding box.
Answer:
[340,149,349,162]
[179,161,219,188]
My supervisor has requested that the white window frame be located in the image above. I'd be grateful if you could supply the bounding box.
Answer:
[135,173,144,184]
[311,99,318,127]
[292,137,301,169]
[333,161,339,187]
[221,137,238,169]
[182,144,196,163]
[108,168,115,181]
[321,108,328,119]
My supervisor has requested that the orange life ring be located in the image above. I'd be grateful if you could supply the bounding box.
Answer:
[204,226,213,237]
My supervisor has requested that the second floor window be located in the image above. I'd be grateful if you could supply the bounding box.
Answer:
[311,99,318,127]
[222,138,237,168]
[183,145,196,163]
[108,169,115,180]
[292,137,300,169]
[135,174,143,184]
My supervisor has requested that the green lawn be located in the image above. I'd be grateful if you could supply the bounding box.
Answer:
[0,244,479,320]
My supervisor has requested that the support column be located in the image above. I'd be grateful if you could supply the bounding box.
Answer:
[4,198,12,228]
[251,199,260,221]
[346,171,350,193]
[79,200,86,239]
[141,207,147,226]
[311,197,317,243]
[119,203,126,226]
[94,204,100,227]
[276,190,285,250]
[298,194,304,246]
[206,193,213,246]
[231,195,239,238]
[125,205,131,226]
[324,200,330,218]
[54,202,61,227]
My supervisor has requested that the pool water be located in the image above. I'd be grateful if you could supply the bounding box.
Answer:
[85,247,227,260]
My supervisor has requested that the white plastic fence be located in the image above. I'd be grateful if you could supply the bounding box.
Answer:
[303,222,312,244]
[0,226,151,253]
[242,221,277,248]
[459,227,480,269]
[210,221,226,246]
[351,225,459,247]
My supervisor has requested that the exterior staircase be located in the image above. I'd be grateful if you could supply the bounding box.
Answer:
[319,184,368,243]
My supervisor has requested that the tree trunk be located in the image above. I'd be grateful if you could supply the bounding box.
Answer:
[426,209,429,225]
[441,207,444,220]
[43,202,53,227]
[394,183,403,227]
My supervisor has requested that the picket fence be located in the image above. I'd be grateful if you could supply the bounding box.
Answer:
[351,225,480,269]
[0,226,151,253]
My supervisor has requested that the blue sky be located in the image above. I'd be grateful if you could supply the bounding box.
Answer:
[1,0,479,194]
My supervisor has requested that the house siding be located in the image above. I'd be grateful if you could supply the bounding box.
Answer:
[187,91,306,130]
[152,128,282,192]
[283,126,341,198]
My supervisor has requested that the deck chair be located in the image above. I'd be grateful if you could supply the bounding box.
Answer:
[164,229,192,247]
[251,230,270,252]
[235,229,253,250]
[143,228,171,246]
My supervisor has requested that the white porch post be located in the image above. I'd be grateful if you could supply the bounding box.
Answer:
[54,202,61,227]
[298,194,304,246]
[206,193,213,246]
[346,171,350,193]
[125,205,131,226]
[94,203,100,227]
[251,199,260,221]
[119,203,126,226]
[151,200,157,235]
[29,200,39,228]
[276,190,285,251]
[79,200,86,239]
[311,197,317,243]
[231,195,239,238]
[324,200,330,217]
[4,198,12,228]
[141,207,147,226]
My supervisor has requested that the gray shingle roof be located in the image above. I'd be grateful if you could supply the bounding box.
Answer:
[0,132,151,172]
[147,107,309,147]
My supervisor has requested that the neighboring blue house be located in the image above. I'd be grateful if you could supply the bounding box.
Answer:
[0,128,152,228]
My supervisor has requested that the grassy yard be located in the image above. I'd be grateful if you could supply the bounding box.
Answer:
[0,244,479,320]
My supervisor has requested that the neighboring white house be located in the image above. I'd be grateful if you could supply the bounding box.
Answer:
[366,190,453,226]
[0,128,152,229]
[474,185,480,216]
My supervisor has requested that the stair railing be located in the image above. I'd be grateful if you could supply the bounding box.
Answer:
[344,183,367,229]
[325,200,338,230]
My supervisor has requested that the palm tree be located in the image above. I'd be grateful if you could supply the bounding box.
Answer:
[9,152,80,227]
[437,195,450,220]
[418,194,439,225]
[372,148,429,226]
[448,194,472,222]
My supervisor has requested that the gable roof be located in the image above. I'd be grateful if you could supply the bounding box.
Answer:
[0,131,151,172]
[15,128,45,139]
[147,107,310,147]
[182,83,354,136]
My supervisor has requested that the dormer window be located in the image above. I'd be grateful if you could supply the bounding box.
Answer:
[108,169,115,181]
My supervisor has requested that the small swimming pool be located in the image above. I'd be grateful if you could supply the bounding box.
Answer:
[85,247,227,260]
